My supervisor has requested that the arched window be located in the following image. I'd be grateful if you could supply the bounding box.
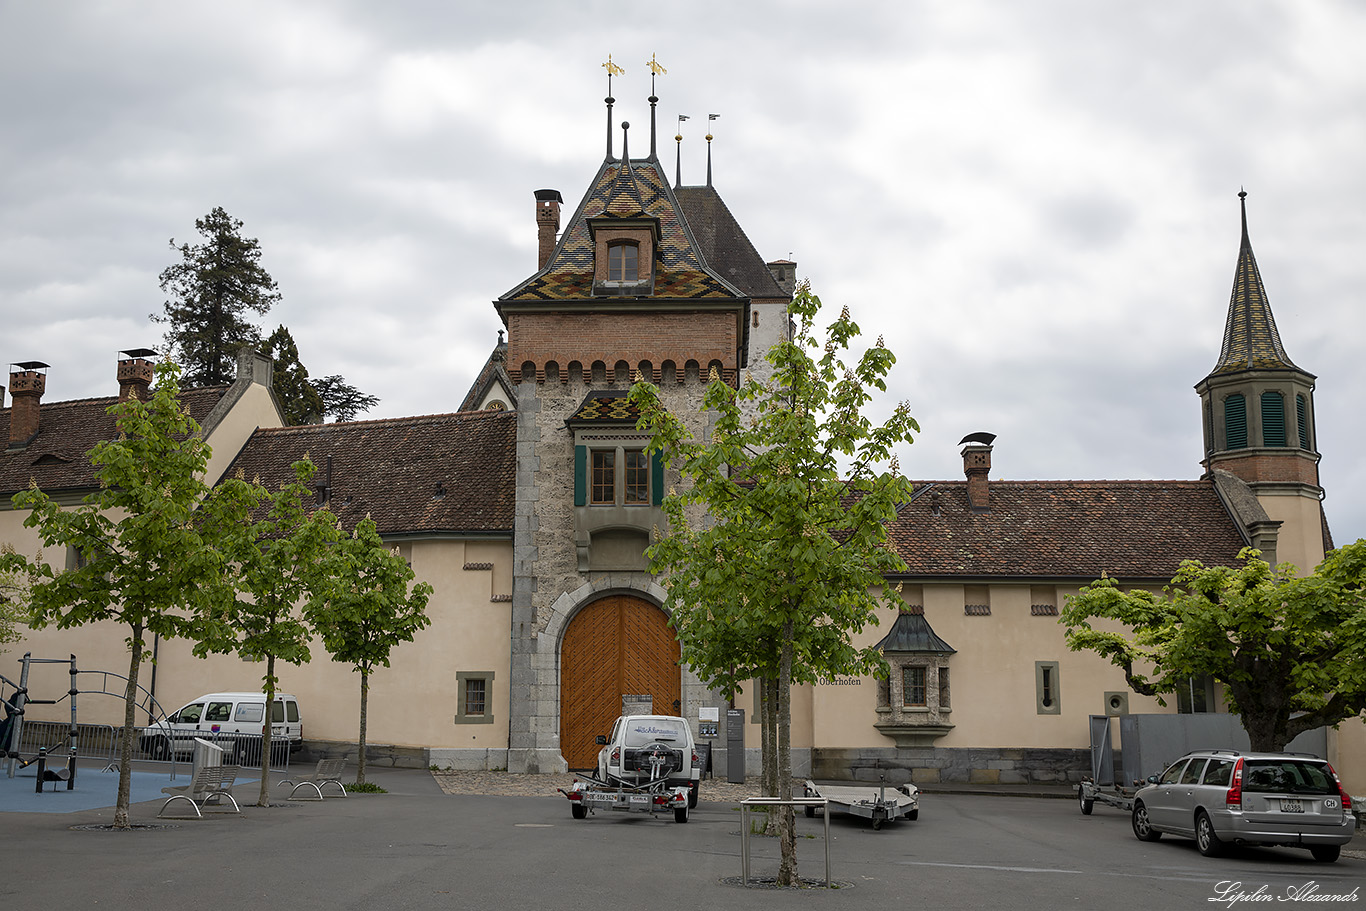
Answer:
[1296,394,1310,449]
[608,242,639,282]
[1224,394,1247,450]
[1260,391,1286,447]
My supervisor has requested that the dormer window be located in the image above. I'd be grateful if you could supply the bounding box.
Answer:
[588,216,659,295]
[608,242,639,282]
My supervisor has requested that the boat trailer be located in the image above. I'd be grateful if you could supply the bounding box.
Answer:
[802,778,919,830]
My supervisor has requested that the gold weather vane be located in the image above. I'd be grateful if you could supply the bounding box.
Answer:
[603,54,625,77]
[647,54,666,76]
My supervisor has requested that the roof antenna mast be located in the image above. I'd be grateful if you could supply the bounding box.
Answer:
[603,54,625,161]
[675,114,690,187]
[647,53,666,161]
[706,113,720,187]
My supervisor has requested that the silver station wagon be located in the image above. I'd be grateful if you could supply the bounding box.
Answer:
[1130,749,1355,863]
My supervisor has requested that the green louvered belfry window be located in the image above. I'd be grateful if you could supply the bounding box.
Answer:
[1261,391,1286,447]
[651,452,664,506]
[1224,394,1247,450]
[1296,394,1310,449]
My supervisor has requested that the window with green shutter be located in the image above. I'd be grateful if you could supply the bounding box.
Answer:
[573,446,587,506]
[1296,394,1310,449]
[1261,391,1286,447]
[1224,394,1247,450]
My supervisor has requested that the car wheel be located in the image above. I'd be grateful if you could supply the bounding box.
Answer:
[907,808,919,821]
[1195,811,1224,857]
[145,736,171,761]
[1131,802,1161,842]
[674,804,689,823]
[1309,845,1340,863]
[571,803,587,820]
[1078,785,1094,816]
[688,780,699,809]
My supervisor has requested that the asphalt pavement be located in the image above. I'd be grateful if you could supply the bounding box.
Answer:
[4,765,1363,910]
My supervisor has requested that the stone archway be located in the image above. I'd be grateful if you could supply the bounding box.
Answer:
[559,595,681,769]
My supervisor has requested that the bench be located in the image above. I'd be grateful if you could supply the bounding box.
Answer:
[159,764,241,818]
[278,758,348,800]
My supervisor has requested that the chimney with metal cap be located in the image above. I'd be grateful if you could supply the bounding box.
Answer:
[960,432,996,512]
[118,348,157,402]
[535,189,562,270]
[8,361,49,449]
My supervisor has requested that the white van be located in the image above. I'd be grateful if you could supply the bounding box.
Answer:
[140,692,303,759]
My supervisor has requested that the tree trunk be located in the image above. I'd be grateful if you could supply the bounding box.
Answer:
[357,669,369,785]
[257,655,275,807]
[115,626,143,829]
[776,620,798,887]
[761,675,779,836]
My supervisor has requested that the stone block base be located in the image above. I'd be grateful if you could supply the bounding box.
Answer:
[428,749,511,771]
[811,746,1090,785]
[301,740,431,770]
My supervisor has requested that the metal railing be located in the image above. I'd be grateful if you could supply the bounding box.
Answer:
[9,721,293,777]
[738,797,832,888]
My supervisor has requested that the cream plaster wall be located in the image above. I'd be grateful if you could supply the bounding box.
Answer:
[4,538,514,752]
[202,381,284,484]
[1257,492,1327,574]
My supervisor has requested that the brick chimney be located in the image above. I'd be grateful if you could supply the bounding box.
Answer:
[535,189,563,270]
[962,442,992,512]
[118,348,157,402]
[8,361,49,449]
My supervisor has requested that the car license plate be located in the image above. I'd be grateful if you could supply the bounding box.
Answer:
[1280,799,1304,813]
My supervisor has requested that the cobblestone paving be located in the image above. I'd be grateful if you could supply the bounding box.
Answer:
[432,770,761,802]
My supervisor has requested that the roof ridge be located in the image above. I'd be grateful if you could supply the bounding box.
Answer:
[253,409,514,434]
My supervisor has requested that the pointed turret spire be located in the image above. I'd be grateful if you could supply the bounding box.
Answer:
[705,114,719,187]
[1209,190,1296,375]
[646,54,666,161]
[674,114,689,187]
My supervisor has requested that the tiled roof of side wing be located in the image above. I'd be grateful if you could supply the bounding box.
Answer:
[886,480,1247,580]
[222,410,515,537]
[501,160,741,302]
[675,186,786,299]
[0,387,228,494]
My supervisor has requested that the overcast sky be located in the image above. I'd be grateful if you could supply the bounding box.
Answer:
[3,1,1363,546]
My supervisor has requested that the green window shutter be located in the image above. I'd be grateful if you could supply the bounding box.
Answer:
[1296,394,1309,449]
[651,452,664,506]
[1260,391,1286,447]
[574,446,587,507]
[1224,394,1247,450]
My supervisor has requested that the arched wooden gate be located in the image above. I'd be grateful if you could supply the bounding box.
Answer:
[559,595,681,769]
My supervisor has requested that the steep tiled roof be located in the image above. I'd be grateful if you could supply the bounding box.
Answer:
[1208,193,1298,376]
[873,611,956,654]
[457,339,516,413]
[222,410,515,537]
[674,186,786,299]
[0,387,228,495]
[886,480,1247,581]
[566,390,640,426]
[500,159,741,302]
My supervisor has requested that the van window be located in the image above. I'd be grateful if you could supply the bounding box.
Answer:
[286,702,299,723]
[205,702,233,723]
[235,703,264,723]
[174,703,204,724]
[271,701,285,723]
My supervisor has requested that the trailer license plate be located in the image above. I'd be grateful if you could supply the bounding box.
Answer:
[1280,799,1304,813]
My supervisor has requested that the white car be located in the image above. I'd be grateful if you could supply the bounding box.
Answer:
[140,692,302,760]
[596,714,701,808]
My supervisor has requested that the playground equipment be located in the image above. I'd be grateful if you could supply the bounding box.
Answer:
[2,652,176,784]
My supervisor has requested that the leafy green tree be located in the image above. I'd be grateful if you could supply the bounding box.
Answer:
[2,361,243,828]
[201,460,341,806]
[1062,542,1366,752]
[313,517,432,785]
[629,282,917,885]
[261,325,325,425]
[313,375,380,423]
[0,544,28,654]
[154,207,281,386]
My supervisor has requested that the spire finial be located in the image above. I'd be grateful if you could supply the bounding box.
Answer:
[1238,187,1249,241]
[621,121,631,173]
[675,114,689,187]
[705,113,719,188]
[603,55,625,160]
[647,56,666,161]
